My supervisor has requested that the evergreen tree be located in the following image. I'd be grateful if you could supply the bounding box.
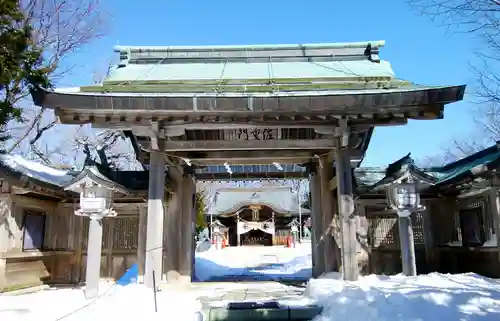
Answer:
[0,0,50,148]
[195,191,208,235]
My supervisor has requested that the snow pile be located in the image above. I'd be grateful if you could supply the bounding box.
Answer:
[306,272,500,321]
[0,283,201,321]
[0,154,74,186]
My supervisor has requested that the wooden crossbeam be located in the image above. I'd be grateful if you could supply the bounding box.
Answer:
[195,171,308,180]
[160,139,336,152]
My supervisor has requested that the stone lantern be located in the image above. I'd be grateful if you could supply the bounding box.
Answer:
[210,220,225,250]
[64,167,127,299]
[288,218,300,247]
[386,179,423,276]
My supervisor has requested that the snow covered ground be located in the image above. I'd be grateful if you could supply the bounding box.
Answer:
[0,282,201,321]
[308,272,500,321]
[2,244,500,320]
[194,242,312,281]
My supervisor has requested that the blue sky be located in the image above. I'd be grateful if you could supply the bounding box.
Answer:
[63,0,478,167]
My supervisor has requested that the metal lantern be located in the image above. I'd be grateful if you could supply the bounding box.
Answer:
[76,184,117,217]
[213,225,220,234]
[387,182,420,212]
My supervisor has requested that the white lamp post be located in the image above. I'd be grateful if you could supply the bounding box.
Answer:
[64,170,125,300]
[386,181,422,276]
[77,183,117,299]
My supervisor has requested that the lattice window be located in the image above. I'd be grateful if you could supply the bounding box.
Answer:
[367,214,398,249]
[112,217,139,250]
[81,217,89,250]
[367,209,425,249]
[412,212,425,246]
[81,217,113,250]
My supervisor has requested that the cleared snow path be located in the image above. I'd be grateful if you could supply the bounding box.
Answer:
[194,243,312,282]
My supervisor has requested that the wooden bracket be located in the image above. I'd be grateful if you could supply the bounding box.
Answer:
[339,119,350,148]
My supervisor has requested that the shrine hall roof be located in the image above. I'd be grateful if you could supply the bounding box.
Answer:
[0,155,159,198]
[355,142,500,194]
[206,187,309,216]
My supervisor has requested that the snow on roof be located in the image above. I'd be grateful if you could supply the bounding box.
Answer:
[207,187,309,215]
[0,154,75,187]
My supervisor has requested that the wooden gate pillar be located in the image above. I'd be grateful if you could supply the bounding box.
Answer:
[335,148,358,281]
[180,166,196,284]
[144,150,166,288]
[308,161,324,277]
[319,155,341,274]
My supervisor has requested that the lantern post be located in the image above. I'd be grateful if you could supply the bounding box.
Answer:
[386,179,423,276]
[210,220,225,250]
[288,218,299,248]
[64,172,125,300]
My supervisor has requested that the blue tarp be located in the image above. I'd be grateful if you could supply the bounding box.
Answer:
[116,264,138,285]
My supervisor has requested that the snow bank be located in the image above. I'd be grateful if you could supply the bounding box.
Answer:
[306,272,500,321]
[0,283,201,321]
[0,154,74,186]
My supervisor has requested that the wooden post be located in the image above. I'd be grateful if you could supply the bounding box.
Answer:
[335,148,358,281]
[164,180,181,283]
[144,150,166,289]
[319,155,339,273]
[356,204,369,274]
[106,219,115,278]
[421,201,435,271]
[398,212,417,276]
[0,258,6,293]
[488,188,500,247]
[137,205,147,283]
[237,213,241,246]
[179,168,195,284]
[308,162,325,278]
[72,215,84,284]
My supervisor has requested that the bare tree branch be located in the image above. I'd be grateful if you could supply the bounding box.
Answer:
[6,0,108,159]
[408,0,500,164]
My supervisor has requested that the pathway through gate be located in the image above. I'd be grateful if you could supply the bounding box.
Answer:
[195,243,312,283]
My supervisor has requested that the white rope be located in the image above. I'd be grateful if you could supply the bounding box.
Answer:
[213,58,229,93]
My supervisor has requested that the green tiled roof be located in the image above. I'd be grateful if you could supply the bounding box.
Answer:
[80,40,415,94]
[103,60,395,84]
[358,143,500,192]
[433,145,500,185]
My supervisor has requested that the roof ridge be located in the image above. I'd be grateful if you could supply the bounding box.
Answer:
[440,143,500,171]
[114,41,385,67]
[114,40,385,52]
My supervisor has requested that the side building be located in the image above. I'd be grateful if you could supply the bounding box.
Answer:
[353,143,500,276]
[0,155,160,292]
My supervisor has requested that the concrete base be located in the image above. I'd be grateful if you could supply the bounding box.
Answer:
[84,287,99,300]
[205,304,322,321]
[165,271,191,285]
